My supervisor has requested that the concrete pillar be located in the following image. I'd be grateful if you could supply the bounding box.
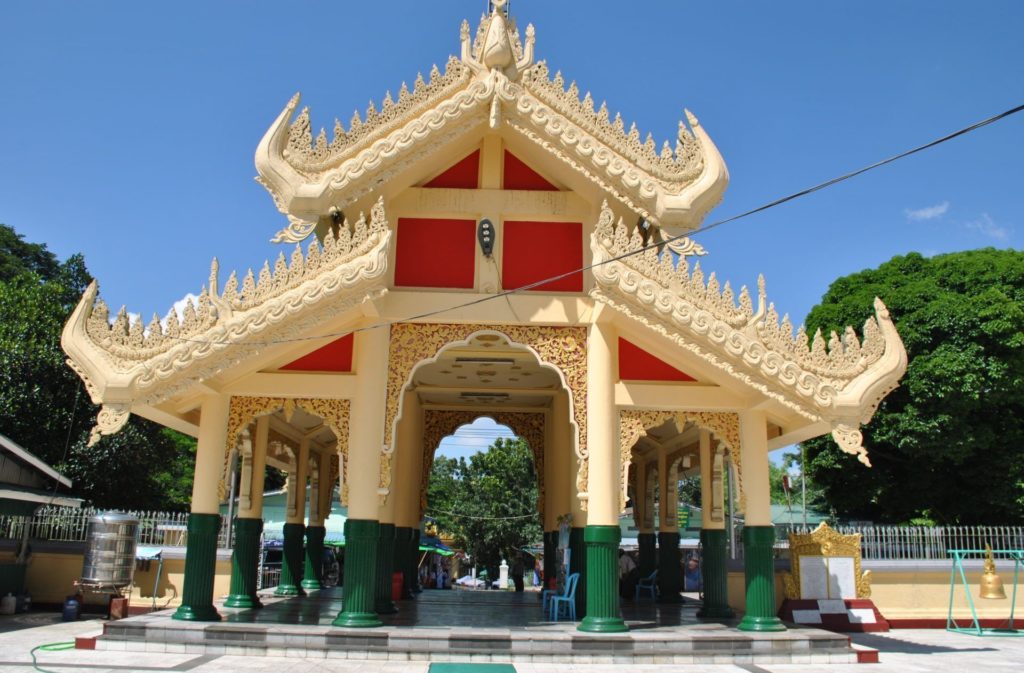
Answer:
[636,458,657,579]
[303,448,326,591]
[225,427,263,609]
[698,430,733,618]
[393,390,422,599]
[375,412,400,614]
[657,446,682,603]
[277,439,308,596]
[333,327,389,628]
[545,394,572,589]
[737,410,785,632]
[174,394,229,622]
[578,321,627,633]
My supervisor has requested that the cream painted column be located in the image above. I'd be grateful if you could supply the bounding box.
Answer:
[544,394,572,591]
[375,407,400,614]
[174,393,229,621]
[334,326,389,627]
[697,430,733,618]
[579,321,626,632]
[249,417,269,515]
[737,409,784,631]
[225,421,271,608]
[302,444,327,591]
[636,457,656,580]
[318,450,334,523]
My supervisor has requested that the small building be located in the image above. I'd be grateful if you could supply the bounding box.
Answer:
[61,3,905,631]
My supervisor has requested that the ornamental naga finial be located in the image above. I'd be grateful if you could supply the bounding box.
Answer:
[461,0,534,80]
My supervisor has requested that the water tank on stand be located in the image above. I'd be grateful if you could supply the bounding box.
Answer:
[81,513,139,588]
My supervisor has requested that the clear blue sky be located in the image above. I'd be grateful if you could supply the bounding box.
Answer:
[1,2,1021,347]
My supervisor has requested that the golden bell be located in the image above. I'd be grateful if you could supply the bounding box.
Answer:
[980,544,1007,600]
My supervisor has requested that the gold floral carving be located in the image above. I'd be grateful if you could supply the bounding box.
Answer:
[386,322,588,499]
[619,410,741,513]
[221,396,350,503]
[419,410,545,519]
[781,522,872,600]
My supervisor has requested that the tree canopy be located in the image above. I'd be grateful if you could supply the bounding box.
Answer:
[426,436,542,577]
[0,223,196,510]
[801,249,1024,524]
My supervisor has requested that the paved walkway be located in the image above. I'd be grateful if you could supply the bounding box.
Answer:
[0,611,1021,672]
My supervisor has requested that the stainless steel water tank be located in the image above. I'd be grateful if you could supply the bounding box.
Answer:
[81,512,139,587]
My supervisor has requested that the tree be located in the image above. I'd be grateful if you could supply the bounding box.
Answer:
[0,223,198,510]
[800,249,1024,524]
[426,437,542,578]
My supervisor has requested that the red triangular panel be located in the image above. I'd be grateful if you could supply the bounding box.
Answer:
[280,334,354,372]
[503,151,559,191]
[423,150,480,189]
[618,338,696,382]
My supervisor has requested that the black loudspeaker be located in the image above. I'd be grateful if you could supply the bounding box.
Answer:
[478,219,495,257]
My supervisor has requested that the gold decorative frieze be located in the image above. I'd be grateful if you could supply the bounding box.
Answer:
[420,410,545,520]
[619,409,741,512]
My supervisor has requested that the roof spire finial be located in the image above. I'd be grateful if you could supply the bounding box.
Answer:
[462,0,534,79]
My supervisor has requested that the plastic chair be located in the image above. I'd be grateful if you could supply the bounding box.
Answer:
[635,569,658,599]
[548,572,580,621]
[541,580,558,614]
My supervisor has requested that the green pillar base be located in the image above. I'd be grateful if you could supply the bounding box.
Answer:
[275,522,307,597]
[374,523,398,614]
[172,513,222,622]
[737,525,786,632]
[302,525,326,591]
[657,530,682,603]
[697,528,734,619]
[332,518,382,628]
[578,525,628,633]
[568,527,587,616]
[637,532,657,578]
[225,517,263,609]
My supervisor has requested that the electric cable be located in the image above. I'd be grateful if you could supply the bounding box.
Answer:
[426,508,538,521]
[150,102,1024,348]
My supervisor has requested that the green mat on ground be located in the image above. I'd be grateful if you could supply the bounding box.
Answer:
[428,664,516,673]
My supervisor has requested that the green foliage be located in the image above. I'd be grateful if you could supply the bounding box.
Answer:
[0,222,197,510]
[426,437,542,578]
[801,249,1024,524]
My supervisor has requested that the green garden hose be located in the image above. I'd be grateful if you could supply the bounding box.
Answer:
[30,641,75,673]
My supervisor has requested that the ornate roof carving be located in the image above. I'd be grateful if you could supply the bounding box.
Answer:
[61,199,392,445]
[255,4,728,242]
[590,201,907,466]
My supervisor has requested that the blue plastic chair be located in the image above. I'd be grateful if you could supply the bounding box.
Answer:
[548,572,580,621]
[541,583,558,614]
[635,569,658,599]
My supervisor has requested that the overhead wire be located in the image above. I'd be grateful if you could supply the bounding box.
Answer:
[155,102,1023,348]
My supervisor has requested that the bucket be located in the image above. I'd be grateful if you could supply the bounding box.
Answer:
[61,596,80,622]
[391,571,403,601]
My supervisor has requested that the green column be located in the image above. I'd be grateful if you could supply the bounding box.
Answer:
[407,528,422,595]
[394,527,415,599]
[374,523,398,614]
[543,531,557,590]
[578,525,628,633]
[568,526,587,616]
[738,525,785,632]
[274,523,307,596]
[224,517,263,608]
[302,525,326,591]
[172,513,222,622]
[697,529,734,618]
[333,519,382,627]
[637,532,657,578]
[657,531,682,603]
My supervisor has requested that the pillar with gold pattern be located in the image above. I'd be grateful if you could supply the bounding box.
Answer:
[276,437,309,596]
[393,389,422,599]
[657,446,682,603]
[697,430,733,618]
[225,418,269,609]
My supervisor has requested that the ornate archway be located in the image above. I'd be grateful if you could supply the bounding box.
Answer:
[619,410,742,512]
[221,396,348,501]
[385,323,589,503]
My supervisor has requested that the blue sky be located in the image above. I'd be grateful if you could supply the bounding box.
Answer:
[2,2,1022,459]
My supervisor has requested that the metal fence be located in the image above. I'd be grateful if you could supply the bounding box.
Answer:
[0,506,231,549]
[742,524,1024,560]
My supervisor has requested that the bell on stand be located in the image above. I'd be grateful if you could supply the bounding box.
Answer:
[979,544,1007,600]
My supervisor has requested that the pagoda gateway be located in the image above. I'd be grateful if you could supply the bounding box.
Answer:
[62,1,906,632]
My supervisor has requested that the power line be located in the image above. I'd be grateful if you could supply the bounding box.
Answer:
[158,102,1023,348]
[426,508,537,521]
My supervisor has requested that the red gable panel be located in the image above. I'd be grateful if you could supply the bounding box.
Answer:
[394,217,476,289]
[618,338,696,382]
[423,150,480,189]
[503,151,559,191]
[502,220,582,292]
[280,333,354,372]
